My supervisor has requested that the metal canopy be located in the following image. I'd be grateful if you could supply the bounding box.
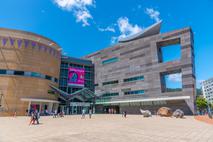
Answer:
[49,84,97,102]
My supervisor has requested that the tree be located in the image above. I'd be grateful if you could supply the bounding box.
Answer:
[196,96,208,111]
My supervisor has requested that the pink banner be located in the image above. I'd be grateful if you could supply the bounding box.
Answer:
[68,68,85,87]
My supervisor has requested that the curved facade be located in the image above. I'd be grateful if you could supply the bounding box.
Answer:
[0,28,61,116]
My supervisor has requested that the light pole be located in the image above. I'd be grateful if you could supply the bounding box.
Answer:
[207,101,212,119]
[0,91,3,108]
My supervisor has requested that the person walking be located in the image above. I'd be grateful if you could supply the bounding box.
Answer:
[29,111,36,125]
[89,108,92,119]
[35,110,40,124]
[81,108,86,119]
[124,111,127,118]
[53,109,57,118]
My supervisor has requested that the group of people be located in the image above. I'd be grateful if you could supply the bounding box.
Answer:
[53,109,64,118]
[29,110,40,125]
[81,108,92,119]
[108,108,117,114]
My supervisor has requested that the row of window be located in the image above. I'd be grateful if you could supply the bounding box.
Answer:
[123,75,144,82]
[124,90,145,95]
[0,69,58,83]
[100,75,144,86]
[102,57,118,65]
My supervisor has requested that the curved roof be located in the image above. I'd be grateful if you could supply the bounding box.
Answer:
[118,20,162,43]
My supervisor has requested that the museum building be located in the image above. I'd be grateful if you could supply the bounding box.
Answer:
[0,28,61,116]
[0,21,196,116]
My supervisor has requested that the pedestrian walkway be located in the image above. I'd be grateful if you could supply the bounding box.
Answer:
[195,115,213,125]
[0,115,212,142]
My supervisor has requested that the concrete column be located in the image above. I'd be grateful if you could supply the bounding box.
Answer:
[27,101,31,115]
[39,102,42,113]
[48,102,53,113]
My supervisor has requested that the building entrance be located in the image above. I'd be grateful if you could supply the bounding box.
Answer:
[68,102,91,115]
[103,105,120,114]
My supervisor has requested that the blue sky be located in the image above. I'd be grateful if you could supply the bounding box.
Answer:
[0,0,212,88]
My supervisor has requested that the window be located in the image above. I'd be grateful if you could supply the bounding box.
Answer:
[102,80,119,86]
[54,78,58,83]
[124,90,144,95]
[0,70,6,74]
[160,70,182,92]
[102,57,118,65]
[45,75,51,80]
[102,92,119,97]
[158,38,181,63]
[6,70,14,75]
[14,71,24,76]
[124,75,144,82]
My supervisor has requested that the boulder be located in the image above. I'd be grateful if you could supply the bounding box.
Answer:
[157,107,173,117]
[140,109,152,117]
[173,109,184,118]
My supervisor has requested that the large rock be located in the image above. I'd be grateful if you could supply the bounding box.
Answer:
[157,107,173,117]
[140,109,152,117]
[173,109,184,118]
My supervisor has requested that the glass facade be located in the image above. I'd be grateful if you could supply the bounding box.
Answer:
[59,57,94,94]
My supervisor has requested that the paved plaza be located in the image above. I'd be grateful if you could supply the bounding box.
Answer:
[0,115,212,142]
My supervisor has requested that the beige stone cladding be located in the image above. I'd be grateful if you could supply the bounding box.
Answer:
[0,28,61,116]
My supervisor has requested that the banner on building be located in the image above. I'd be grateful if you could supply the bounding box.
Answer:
[68,67,85,87]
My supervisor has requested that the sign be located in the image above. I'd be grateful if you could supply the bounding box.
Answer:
[68,67,85,87]
[70,102,91,107]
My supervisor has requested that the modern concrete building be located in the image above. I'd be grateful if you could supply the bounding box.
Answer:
[201,78,213,104]
[0,28,61,116]
[85,22,196,114]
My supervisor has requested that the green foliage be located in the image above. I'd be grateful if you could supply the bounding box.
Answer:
[196,96,207,111]
[48,90,55,95]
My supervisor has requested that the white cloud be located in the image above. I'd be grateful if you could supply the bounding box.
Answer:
[168,73,182,82]
[111,36,117,44]
[75,10,92,26]
[54,0,95,26]
[117,17,143,40]
[98,26,115,32]
[145,8,161,22]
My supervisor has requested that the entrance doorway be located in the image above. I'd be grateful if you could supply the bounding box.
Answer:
[68,102,91,115]
[104,105,120,114]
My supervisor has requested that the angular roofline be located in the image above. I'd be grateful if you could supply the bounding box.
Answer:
[118,20,162,42]
[84,26,192,59]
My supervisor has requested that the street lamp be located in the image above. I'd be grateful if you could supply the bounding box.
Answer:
[0,91,3,108]
[207,101,212,119]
